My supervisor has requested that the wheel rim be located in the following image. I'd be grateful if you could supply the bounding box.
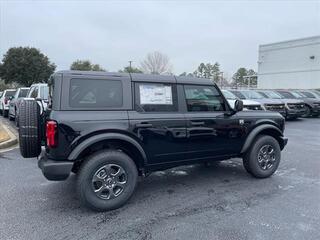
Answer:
[91,164,127,200]
[257,145,276,170]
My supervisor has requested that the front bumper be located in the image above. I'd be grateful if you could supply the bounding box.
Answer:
[38,152,74,181]
[286,108,306,118]
[311,107,320,116]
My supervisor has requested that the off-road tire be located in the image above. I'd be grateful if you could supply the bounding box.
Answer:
[19,100,41,158]
[77,150,138,212]
[243,135,281,178]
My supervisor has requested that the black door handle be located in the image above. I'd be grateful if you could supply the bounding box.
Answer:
[135,123,153,128]
[191,121,205,126]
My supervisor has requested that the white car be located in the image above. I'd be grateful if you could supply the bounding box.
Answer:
[0,89,16,117]
[24,83,49,112]
[222,90,264,111]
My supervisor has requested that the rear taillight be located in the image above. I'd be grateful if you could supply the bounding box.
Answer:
[46,121,57,148]
[4,98,8,104]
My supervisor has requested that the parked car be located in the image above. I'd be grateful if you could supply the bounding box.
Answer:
[295,90,320,100]
[256,90,305,119]
[230,90,286,117]
[25,83,49,111]
[222,90,263,110]
[0,89,16,117]
[8,87,30,122]
[276,90,320,117]
[18,71,287,211]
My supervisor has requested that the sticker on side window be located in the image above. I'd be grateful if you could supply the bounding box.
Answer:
[139,84,173,105]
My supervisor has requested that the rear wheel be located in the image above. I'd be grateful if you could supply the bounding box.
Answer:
[18,100,41,158]
[243,135,281,178]
[77,150,138,211]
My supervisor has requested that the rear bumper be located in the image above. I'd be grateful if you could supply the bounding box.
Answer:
[38,152,73,181]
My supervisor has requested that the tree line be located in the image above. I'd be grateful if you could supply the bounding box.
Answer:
[0,47,256,90]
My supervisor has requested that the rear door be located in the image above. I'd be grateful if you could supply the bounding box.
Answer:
[128,81,187,165]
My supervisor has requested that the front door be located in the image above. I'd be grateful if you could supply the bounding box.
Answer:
[182,84,245,161]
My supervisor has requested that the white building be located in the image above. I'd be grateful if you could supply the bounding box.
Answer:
[257,36,320,89]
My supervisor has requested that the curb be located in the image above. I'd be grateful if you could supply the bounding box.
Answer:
[0,123,18,150]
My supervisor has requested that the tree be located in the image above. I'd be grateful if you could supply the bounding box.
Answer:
[232,68,257,87]
[193,62,221,83]
[70,60,105,71]
[140,51,173,75]
[119,66,143,73]
[179,72,194,77]
[0,47,56,86]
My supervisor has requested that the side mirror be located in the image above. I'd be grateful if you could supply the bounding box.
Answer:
[234,100,243,112]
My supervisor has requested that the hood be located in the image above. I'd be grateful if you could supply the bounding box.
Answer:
[301,98,320,105]
[242,99,261,106]
[250,98,283,105]
[281,98,304,104]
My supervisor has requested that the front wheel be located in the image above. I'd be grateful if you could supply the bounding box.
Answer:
[77,150,138,211]
[243,135,281,178]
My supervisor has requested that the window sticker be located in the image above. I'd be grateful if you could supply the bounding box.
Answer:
[139,84,173,105]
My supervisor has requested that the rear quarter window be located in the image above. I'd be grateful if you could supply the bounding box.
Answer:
[69,79,123,108]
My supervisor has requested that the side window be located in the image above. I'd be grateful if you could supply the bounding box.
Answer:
[184,85,226,112]
[40,86,49,100]
[31,87,38,98]
[69,78,123,108]
[135,82,178,112]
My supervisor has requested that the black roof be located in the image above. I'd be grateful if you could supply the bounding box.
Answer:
[55,70,215,85]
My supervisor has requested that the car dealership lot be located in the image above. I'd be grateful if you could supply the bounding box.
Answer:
[0,118,319,240]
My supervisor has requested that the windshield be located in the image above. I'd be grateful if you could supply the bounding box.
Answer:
[277,91,296,99]
[19,89,29,97]
[230,90,246,100]
[291,91,304,99]
[222,90,237,100]
[240,90,264,99]
[299,91,316,98]
[263,91,283,99]
[5,90,16,97]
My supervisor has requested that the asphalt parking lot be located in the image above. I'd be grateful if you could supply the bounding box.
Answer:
[0,118,319,240]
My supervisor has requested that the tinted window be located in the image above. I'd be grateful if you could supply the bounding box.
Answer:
[69,79,123,108]
[19,89,29,98]
[184,85,225,112]
[135,82,178,112]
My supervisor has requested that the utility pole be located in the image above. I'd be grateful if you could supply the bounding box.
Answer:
[128,61,133,73]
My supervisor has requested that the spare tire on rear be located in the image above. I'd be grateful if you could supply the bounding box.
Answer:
[19,100,41,158]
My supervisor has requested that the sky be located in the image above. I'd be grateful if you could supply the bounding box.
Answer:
[0,0,319,79]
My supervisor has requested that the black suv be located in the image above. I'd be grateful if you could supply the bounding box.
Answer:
[18,71,288,211]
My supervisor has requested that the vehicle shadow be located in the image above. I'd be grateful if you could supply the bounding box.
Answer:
[42,159,261,213]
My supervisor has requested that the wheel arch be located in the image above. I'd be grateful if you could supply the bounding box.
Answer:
[68,133,147,174]
[241,124,285,154]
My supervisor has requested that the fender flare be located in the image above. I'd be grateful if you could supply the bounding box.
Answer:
[68,133,147,163]
[240,124,283,154]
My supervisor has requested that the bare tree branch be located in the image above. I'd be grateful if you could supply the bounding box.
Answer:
[140,51,173,75]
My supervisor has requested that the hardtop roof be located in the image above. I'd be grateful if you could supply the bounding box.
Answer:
[54,70,215,86]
